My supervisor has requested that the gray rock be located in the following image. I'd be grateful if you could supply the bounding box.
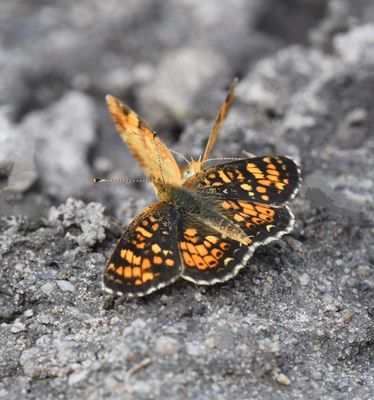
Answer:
[154,336,182,355]
[18,91,96,200]
[48,197,110,247]
[57,280,76,293]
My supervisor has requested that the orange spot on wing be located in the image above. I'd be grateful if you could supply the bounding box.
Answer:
[153,256,162,265]
[204,256,218,267]
[241,183,252,191]
[196,244,208,256]
[211,248,223,259]
[151,223,159,231]
[192,254,208,270]
[166,259,174,267]
[255,205,274,216]
[238,200,254,210]
[152,244,161,253]
[186,242,197,254]
[133,255,141,265]
[206,236,218,244]
[135,226,153,238]
[258,180,271,187]
[124,267,132,279]
[185,228,197,236]
[142,258,151,270]
[116,266,124,276]
[142,272,154,282]
[220,242,231,250]
[125,250,134,264]
[275,182,286,190]
[267,168,279,175]
[256,186,267,193]
[222,201,231,209]
[234,214,245,222]
[218,170,231,183]
[183,251,195,267]
[127,112,139,126]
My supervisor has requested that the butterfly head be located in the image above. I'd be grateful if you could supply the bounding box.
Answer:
[182,157,203,180]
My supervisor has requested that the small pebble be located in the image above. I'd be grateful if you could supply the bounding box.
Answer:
[276,372,291,385]
[204,337,216,349]
[341,310,353,322]
[11,322,27,333]
[311,370,323,380]
[285,280,293,288]
[299,273,310,286]
[68,370,89,386]
[24,309,34,318]
[323,294,333,305]
[57,280,76,292]
[41,282,54,296]
[154,336,181,355]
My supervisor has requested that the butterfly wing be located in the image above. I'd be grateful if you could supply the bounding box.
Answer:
[184,156,301,206]
[182,79,238,179]
[219,199,294,244]
[106,95,182,186]
[177,214,248,284]
[177,200,294,285]
[201,78,238,163]
[103,202,182,297]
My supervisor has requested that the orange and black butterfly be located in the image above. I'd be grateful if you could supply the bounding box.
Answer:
[103,79,301,297]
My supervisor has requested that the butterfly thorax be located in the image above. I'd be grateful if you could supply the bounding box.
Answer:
[165,185,250,246]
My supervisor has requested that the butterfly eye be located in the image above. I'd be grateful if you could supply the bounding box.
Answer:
[183,169,194,179]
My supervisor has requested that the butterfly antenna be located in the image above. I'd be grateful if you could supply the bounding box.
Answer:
[204,156,244,163]
[93,178,151,184]
[153,134,166,184]
[169,149,190,165]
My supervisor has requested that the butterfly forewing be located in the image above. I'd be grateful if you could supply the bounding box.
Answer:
[106,95,182,186]
[201,78,238,163]
[184,156,300,205]
[103,202,182,297]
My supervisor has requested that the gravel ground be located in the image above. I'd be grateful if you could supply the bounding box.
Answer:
[0,1,373,399]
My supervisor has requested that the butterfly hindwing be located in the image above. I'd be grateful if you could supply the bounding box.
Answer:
[176,198,294,285]
[219,199,294,244]
[103,202,182,297]
[177,214,249,285]
[184,156,300,205]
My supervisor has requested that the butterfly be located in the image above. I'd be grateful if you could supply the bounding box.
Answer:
[102,79,300,297]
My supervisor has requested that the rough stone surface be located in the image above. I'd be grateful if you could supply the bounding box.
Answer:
[0,1,373,400]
